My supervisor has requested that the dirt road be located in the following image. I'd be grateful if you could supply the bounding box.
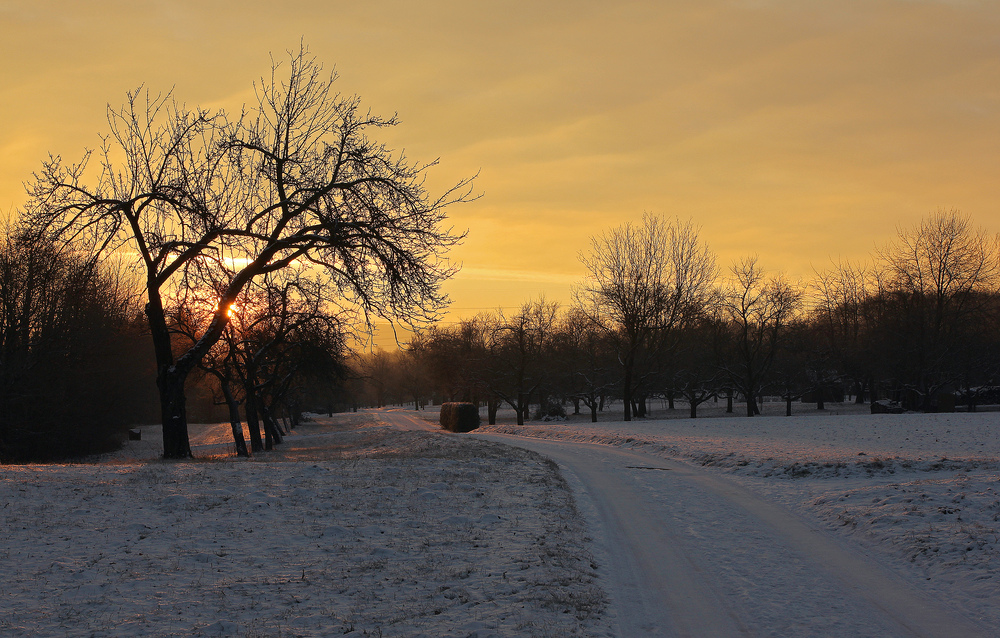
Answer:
[473,433,988,638]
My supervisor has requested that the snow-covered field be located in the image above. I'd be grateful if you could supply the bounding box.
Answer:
[0,413,609,637]
[3,404,998,636]
[481,407,1000,629]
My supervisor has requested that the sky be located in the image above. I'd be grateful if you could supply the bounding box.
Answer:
[2,1,999,346]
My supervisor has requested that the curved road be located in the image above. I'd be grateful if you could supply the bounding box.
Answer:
[467,433,988,638]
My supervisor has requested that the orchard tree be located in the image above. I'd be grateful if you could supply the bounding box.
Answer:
[718,256,801,416]
[490,298,560,425]
[874,209,999,409]
[553,307,616,422]
[577,214,716,421]
[26,46,473,457]
[812,259,876,403]
[671,316,724,418]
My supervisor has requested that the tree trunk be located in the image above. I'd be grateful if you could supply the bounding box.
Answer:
[786,396,793,416]
[667,391,674,410]
[746,391,756,417]
[623,365,633,422]
[690,398,698,419]
[816,385,825,410]
[158,369,193,459]
[634,394,647,417]
[573,397,580,415]
[726,388,733,413]
[219,380,249,457]
[488,397,499,425]
[243,388,264,453]
[147,295,192,459]
[261,399,283,446]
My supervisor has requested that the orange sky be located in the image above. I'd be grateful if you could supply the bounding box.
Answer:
[2,1,999,347]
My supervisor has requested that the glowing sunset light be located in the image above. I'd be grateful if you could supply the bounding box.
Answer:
[2,1,999,334]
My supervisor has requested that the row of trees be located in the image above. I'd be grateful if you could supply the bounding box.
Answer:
[0,230,157,460]
[0,218,351,461]
[6,43,997,458]
[356,210,1000,420]
[172,268,348,456]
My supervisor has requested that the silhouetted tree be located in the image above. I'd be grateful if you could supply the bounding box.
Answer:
[812,259,877,404]
[719,257,801,416]
[26,46,472,457]
[873,209,999,409]
[671,316,724,418]
[490,298,559,425]
[577,214,716,421]
[552,307,617,422]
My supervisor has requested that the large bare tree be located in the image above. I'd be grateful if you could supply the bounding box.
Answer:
[577,214,716,421]
[25,46,473,457]
[874,209,999,408]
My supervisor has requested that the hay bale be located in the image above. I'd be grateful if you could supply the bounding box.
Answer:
[440,402,480,433]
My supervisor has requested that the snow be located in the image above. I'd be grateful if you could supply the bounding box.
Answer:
[480,408,1000,630]
[0,412,610,637]
[3,404,998,636]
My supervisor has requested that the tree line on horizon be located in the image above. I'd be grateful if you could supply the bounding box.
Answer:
[1,44,998,461]
[355,210,1000,422]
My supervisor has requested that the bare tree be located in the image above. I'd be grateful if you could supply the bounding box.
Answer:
[490,298,559,425]
[812,259,876,404]
[671,316,724,418]
[719,256,801,416]
[577,214,716,421]
[552,307,616,422]
[26,46,473,457]
[873,209,1000,409]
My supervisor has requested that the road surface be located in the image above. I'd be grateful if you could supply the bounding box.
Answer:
[469,432,989,638]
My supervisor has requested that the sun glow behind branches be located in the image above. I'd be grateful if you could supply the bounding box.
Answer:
[2,1,1000,325]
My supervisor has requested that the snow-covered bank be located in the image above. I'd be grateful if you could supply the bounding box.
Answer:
[0,415,611,638]
[480,411,1000,628]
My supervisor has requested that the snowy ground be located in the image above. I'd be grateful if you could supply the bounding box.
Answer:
[4,404,998,636]
[0,412,610,638]
[479,406,1000,630]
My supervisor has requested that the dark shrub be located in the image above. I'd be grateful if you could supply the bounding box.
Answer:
[870,399,904,414]
[440,402,480,432]
[535,403,566,420]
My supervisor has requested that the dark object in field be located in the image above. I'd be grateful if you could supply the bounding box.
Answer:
[440,403,480,432]
[870,400,904,414]
[128,429,142,441]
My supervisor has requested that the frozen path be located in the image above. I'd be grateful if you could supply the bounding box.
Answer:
[475,434,988,638]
